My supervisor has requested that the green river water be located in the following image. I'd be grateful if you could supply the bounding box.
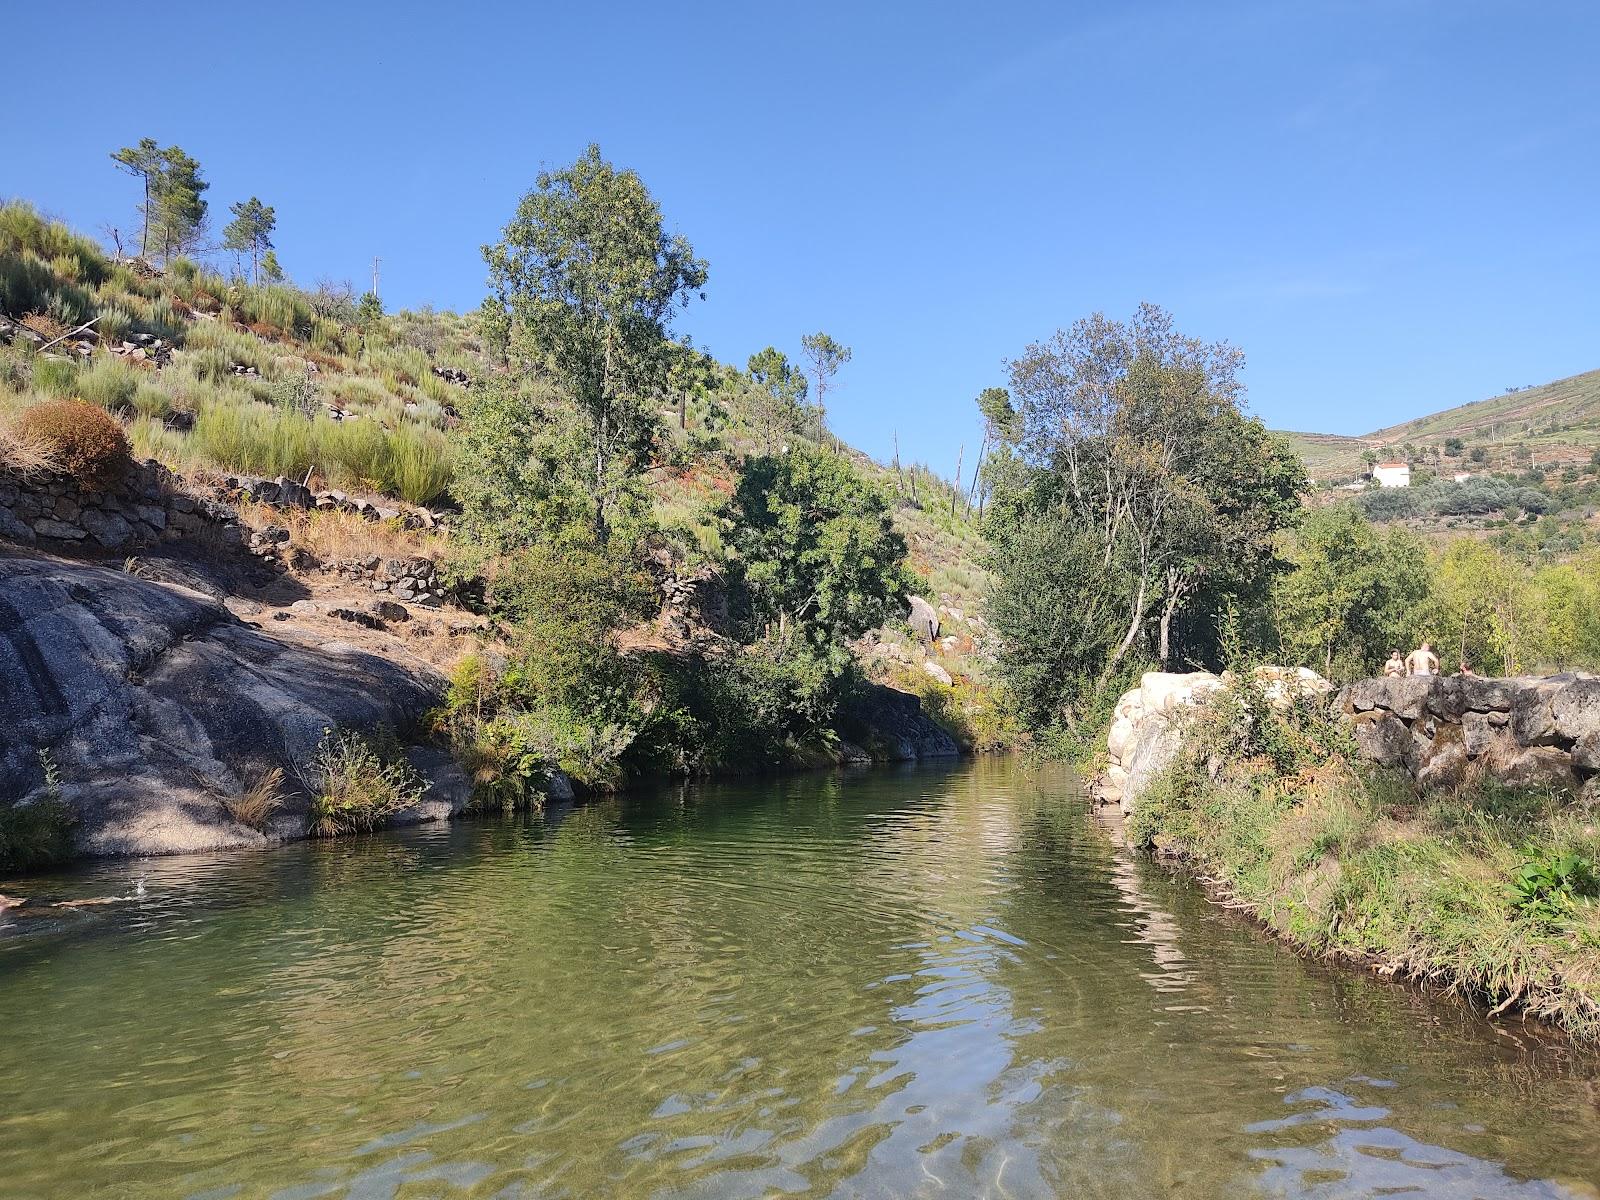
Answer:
[1,757,1597,1199]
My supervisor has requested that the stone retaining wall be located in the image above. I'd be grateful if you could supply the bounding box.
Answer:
[1339,673,1598,793]
[0,461,237,552]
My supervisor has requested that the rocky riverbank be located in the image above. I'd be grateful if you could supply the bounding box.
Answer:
[1098,667,1600,1040]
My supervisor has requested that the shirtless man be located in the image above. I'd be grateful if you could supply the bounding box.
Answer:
[1405,641,1440,676]
[1383,650,1406,678]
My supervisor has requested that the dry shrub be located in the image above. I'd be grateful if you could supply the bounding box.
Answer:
[18,312,69,341]
[267,506,443,565]
[223,767,284,832]
[16,399,131,488]
[0,419,63,478]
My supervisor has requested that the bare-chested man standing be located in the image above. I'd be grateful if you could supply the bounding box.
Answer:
[1406,641,1439,676]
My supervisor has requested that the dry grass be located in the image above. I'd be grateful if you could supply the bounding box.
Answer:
[223,767,284,832]
[234,502,444,565]
[0,418,62,478]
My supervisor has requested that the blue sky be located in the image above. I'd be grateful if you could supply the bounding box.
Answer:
[5,0,1597,473]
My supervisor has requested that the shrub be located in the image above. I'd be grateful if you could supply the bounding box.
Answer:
[130,382,172,421]
[302,729,426,836]
[32,357,77,398]
[195,401,314,479]
[17,399,131,488]
[391,424,451,504]
[75,356,139,411]
[95,304,133,345]
[0,750,76,871]
[0,416,63,477]
[222,768,284,832]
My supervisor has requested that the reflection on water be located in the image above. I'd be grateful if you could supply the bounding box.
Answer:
[1,758,1597,1199]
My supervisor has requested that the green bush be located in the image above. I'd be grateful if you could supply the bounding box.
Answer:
[1509,851,1599,922]
[1,750,77,871]
[391,424,451,504]
[75,356,139,411]
[32,357,77,397]
[303,729,426,836]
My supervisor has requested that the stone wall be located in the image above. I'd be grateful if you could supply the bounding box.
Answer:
[0,461,236,552]
[1339,674,1597,793]
[1099,668,1600,817]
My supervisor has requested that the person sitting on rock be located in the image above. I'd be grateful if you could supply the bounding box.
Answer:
[1457,660,1479,678]
[1405,641,1440,676]
[1383,650,1406,678]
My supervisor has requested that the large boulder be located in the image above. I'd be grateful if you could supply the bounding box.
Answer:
[0,554,458,856]
[1119,712,1182,816]
[1139,670,1223,716]
[1353,711,1410,767]
[907,595,940,643]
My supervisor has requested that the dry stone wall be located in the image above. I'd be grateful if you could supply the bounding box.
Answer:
[0,461,237,553]
[1339,673,1598,793]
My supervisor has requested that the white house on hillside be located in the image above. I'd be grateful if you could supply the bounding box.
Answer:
[1372,461,1411,488]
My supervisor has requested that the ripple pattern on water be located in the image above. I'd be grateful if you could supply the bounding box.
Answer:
[1,759,1597,1199]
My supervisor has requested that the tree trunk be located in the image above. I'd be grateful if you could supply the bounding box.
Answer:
[1103,575,1149,680]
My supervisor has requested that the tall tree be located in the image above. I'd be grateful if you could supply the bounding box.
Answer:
[222,197,277,284]
[483,144,707,543]
[747,345,809,440]
[799,331,851,419]
[723,446,909,646]
[985,305,1305,725]
[147,145,209,262]
[110,138,163,257]
[260,249,285,284]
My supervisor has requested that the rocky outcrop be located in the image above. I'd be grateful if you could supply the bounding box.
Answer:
[1098,666,1332,814]
[1338,673,1600,793]
[0,553,468,856]
[841,682,962,761]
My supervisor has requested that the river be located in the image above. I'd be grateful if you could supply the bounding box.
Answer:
[1,757,1596,1199]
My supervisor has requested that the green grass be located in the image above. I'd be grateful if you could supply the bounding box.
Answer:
[1129,691,1600,1039]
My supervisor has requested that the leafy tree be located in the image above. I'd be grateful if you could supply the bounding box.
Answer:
[746,345,809,438]
[986,303,1304,723]
[357,291,384,328]
[222,197,276,284]
[147,146,208,262]
[260,249,285,284]
[222,202,275,289]
[110,138,163,257]
[483,143,707,543]
[1273,506,1430,679]
[723,446,909,647]
[799,331,851,418]
[1444,437,1464,457]
[475,296,509,367]
[452,378,637,558]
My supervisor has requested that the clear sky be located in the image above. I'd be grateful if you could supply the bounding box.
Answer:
[5,0,1597,473]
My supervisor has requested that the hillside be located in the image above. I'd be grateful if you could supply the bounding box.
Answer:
[1281,367,1600,482]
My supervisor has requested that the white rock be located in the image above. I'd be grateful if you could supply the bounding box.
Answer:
[1107,716,1136,760]
[923,660,954,687]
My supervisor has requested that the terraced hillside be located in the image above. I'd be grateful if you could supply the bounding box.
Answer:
[1281,367,1600,482]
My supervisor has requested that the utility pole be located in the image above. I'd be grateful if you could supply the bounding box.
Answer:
[371,256,381,300]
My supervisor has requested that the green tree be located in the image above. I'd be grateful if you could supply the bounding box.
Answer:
[110,138,164,257]
[357,291,385,328]
[222,197,276,284]
[799,331,851,419]
[1273,506,1430,679]
[147,146,208,263]
[746,345,809,438]
[259,249,285,284]
[986,304,1303,716]
[723,446,909,647]
[483,143,707,543]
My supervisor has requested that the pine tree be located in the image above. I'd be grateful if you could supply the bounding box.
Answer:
[223,197,277,284]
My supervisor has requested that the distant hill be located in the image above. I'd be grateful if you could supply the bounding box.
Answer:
[1279,367,1600,482]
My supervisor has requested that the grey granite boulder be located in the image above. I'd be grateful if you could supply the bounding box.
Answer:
[0,553,459,856]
